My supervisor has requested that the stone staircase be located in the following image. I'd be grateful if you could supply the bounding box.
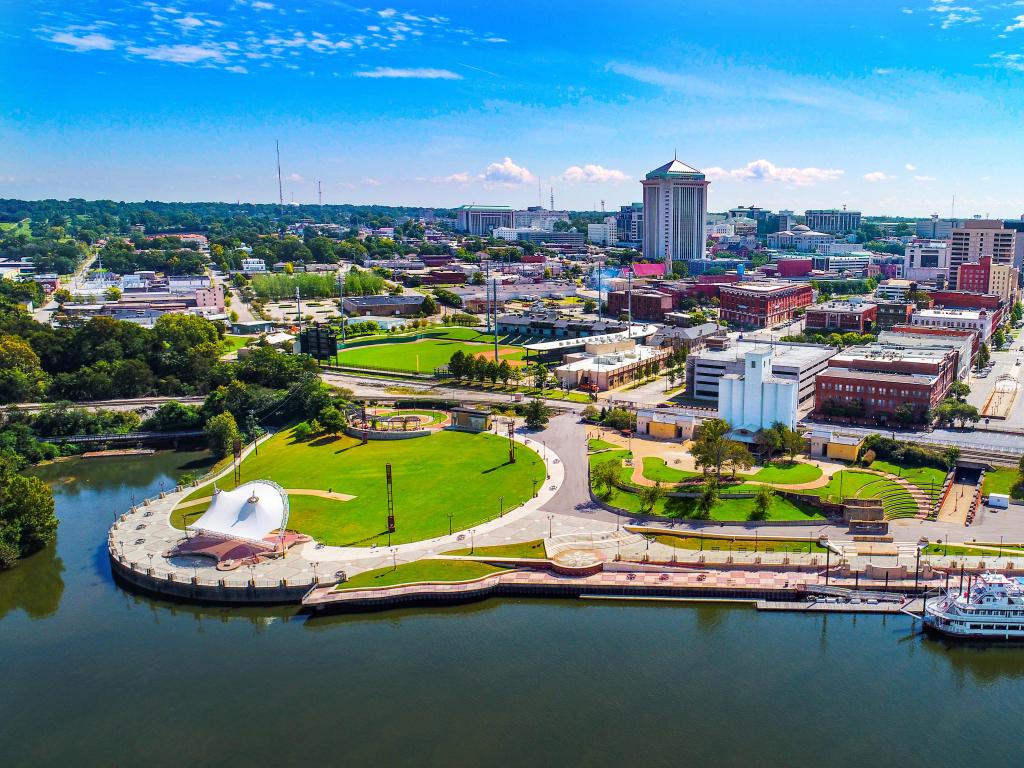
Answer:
[545,529,645,558]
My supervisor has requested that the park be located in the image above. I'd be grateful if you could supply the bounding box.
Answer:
[336,326,526,373]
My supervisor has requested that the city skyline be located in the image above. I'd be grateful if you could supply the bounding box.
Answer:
[5,1,1024,215]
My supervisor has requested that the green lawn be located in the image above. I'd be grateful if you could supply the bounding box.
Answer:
[640,457,821,486]
[174,427,545,547]
[336,559,507,590]
[445,539,547,558]
[869,461,946,501]
[652,534,829,554]
[371,409,447,425]
[588,439,621,452]
[222,334,250,354]
[337,327,526,372]
[802,470,917,517]
[922,543,1024,558]
[0,219,30,236]
[983,467,1024,500]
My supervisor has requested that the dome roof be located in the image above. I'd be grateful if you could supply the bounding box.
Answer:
[791,224,811,232]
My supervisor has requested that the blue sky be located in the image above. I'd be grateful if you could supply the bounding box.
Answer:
[5,1,1024,215]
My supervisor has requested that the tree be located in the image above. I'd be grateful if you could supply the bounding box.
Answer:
[581,404,600,421]
[942,446,960,471]
[949,381,971,401]
[52,288,71,304]
[724,441,754,479]
[976,342,991,370]
[592,459,620,497]
[639,481,665,513]
[691,418,731,476]
[695,477,719,519]
[782,428,805,461]
[603,407,635,432]
[754,426,783,462]
[524,398,551,430]
[750,484,774,521]
[420,294,439,316]
[533,363,548,390]
[497,359,512,387]
[485,360,500,384]
[317,405,346,435]
[104,286,122,302]
[0,451,57,568]
[1012,300,1023,325]
[448,350,467,379]
[204,411,240,458]
[292,422,313,441]
[0,334,48,403]
[582,298,597,313]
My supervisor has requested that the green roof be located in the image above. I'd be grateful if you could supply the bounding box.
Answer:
[453,205,514,211]
[645,158,705,180]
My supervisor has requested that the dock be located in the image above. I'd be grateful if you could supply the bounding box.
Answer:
[755,600,903,614]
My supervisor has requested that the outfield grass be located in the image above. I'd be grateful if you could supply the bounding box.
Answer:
[222,334,250,354]
[869,461,946,501]
[983,467,1024,500]
[174,427,544,547]
[337,326,526,372]
[336,559,507,590]
[445,539,547,558]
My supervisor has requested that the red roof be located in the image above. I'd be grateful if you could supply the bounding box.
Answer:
[623,263,667,278]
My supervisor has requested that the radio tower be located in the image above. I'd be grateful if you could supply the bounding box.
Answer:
[550,187,554,211]
[317,180,322,205]
[275,140,284,211]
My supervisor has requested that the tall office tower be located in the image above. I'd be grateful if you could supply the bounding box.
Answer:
[949,219,1017,289]
[805,208,862,234]
[641,157,709,267]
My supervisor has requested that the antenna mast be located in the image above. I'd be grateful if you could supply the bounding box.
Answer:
[550,187,554,211]
[276,140,284,211]
[318,180,322,206]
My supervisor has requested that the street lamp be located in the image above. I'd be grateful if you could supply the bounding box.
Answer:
[469,529,476,554]
[447,512,454,536]
[547,514,554,538]
[499,495,504,517]
[312,561,319,582]
[391,548,398,571]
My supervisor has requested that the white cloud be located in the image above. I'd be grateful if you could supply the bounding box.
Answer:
[126,43,226,63]
[561,164,628,183]
[992,52,1024,71]
[354,67,462,79]
[704,159,844,186]
[481,37,507,43]
[251,1,275,9]
[176,16,204,29]
[1007,15,1024,32]
[225,65,248,74]
[49,32,117,52]
[873,68,894,75]
[928,4,981,29]
[483,157,534,185]
[361,177,382,186]
[286,172,304,182]
[378,8,398,18]
[438,172,471,183]
[905,163,917,171]
[863,171,894,182]
[914,175,937,182]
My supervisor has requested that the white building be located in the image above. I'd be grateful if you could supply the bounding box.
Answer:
[916,215,963,240]
[241,258,267,274]
[767,224,834,252]
[718,348,799,440]
[641,157,709,267]
[514,207,569,231]
[875,278,917,302]
[911,308,995,343]
[903,239,950,282]
[587,219,617,246]
[454,205,514,236]
[707,222,735,237]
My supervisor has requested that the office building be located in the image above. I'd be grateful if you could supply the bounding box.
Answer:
[903,239,951,282]
[874,301,915,331]
[641,157,709,266]
[685,337,835,407]
[718,281,814,328]
[916,215,963,240]
[492,228,585,248]
[776,210,796,232]
[911,307,995,343]
[587,219,618,246]
[606,289,673,322]
[880,327,974,379]
[454,205,514,236]
[875,278,918,302]
[813,343,959,426]
[616,203,644,243]
[513,207,569,230]
[949,220,1017,289]
[804,299,878,333]
[342,294,427,317]
[805,209,862,234]
[957,256,1019,304]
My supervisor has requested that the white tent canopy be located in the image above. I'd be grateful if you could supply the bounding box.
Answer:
[187,480,290,546]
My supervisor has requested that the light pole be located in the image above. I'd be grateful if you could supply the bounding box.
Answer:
[547,514,554,538]
[312,561,319,582]
[469,529,476,554]
[391,548,398,571]
[499,495,504,517]
[447,512,454,535]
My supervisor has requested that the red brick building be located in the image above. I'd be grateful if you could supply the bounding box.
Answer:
[718,282,814,328]
[776,258,814,278]
[607,289,673,321]
[927,289,1004,330]
[813,343,958,426]
[804,300,878,333]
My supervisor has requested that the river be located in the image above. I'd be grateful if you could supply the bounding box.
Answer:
[2,450,1023,767]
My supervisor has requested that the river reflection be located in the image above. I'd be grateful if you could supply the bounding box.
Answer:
[6,450,1024,767]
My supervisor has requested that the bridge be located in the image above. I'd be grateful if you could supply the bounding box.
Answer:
[39,430,205,445]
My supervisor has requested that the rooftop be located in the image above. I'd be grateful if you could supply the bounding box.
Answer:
[833,343,956,365]
[645,157,705,180]
[691,340,835,368]
[819,367,938,385]
[808,300,878,313]
[453,204,515,211]
[343,294,425,306]
[720,281,811,294]
[914,308,985,320]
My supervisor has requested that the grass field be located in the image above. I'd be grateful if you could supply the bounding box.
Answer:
[221,335,250,354]
[445,539,547,558]
[983,467,1024,500]
[652,534,829,554]
[869,461,946,501]
[0,219,30,236]
[174,426,545,546]
[640,457,821,486]
[336,559,507,590]
[337,326,526,372]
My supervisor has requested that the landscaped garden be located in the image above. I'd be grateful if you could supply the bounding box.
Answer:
[174,426,545,547]
[869,460,946,503]
[651,534,829,554]
[640,456,822,485]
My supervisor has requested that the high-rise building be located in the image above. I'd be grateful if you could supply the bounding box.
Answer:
[805,209,862,234]
[957,256,1020,304]
[587,218,617,246]
[903,239,950,282]
[453,205,514,236]
[512,206,570,231]
[615,203,644,243]
[948,219,1017,289]
[916,215,963,239]
[641,157,709,266]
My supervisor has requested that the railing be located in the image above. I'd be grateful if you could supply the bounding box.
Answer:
[39,430,205,444]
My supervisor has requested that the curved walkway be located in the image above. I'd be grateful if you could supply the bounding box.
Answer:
[175,488,356,510]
